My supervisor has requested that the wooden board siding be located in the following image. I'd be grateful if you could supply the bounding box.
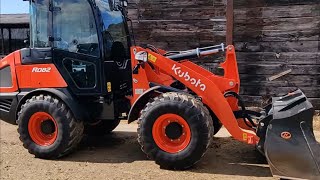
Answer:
[127,0,320,109]
[127,0,227,50]
[233,0,320,108]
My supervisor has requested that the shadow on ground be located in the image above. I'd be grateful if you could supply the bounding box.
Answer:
[61,131,272,177]
[61,131,147,163]
[191,137,271,177]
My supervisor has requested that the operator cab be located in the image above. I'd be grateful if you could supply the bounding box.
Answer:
[23,0,132,119]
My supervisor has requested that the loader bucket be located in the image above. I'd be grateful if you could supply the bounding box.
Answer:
[257,90,320,180]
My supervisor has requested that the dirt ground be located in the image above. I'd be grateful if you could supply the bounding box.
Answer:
[1,118,319,180]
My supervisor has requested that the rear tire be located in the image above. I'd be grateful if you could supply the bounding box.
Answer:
[85,119,121,136]
[17,94,84,159]
[138,92,213,170]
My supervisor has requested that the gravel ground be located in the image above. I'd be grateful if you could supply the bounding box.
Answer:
[0,118,319,180]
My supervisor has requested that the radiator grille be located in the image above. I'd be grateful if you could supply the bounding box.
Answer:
[0,99,13,112]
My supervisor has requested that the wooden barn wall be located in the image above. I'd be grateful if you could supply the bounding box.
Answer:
[233,0,320,108]
[127,0,320,109]
[127,0,227,49]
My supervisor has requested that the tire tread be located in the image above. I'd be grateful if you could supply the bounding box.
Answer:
[17,94,84,159]
[137,92,213,169]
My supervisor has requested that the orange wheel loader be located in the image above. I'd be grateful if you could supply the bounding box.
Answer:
[0,0,319,179]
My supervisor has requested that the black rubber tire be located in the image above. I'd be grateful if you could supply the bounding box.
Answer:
[17,94,84,159]
[84,119,121,136]
[211,113,222,135]
[184,95,222,136]
[138,92,213,170]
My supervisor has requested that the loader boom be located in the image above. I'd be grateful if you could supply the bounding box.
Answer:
[130,45,258,145]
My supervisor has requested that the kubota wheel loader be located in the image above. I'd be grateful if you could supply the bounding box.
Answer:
[0,0,319,179]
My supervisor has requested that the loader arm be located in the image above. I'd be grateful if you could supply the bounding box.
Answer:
[130,45,259,145]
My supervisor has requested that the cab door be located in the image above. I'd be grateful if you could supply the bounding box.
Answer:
[51,0,103,95]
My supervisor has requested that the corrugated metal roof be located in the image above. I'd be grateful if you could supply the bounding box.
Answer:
[0,14,29,24]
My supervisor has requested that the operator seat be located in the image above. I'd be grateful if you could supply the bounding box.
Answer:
[110,41,128,69]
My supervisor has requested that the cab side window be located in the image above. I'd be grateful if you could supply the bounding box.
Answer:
[52,0,100,57]
[30,0,50,48]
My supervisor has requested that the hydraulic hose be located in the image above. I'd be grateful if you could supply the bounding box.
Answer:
[224,91,257,128]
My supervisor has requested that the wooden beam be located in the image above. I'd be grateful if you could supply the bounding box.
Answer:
[226,0,234,45]
[267,69,292,81]
[1,28,4,55]
[8,28,12,53]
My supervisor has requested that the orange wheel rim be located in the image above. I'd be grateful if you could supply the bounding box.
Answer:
[152,114,191,153]
[28,112,58,146]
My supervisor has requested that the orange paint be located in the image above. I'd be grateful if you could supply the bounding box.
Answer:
[152,114,191,153]
[28,112,58,146]
[0,51,19,93]
[130,47,152,104]
[0,50,67,92]
[131,45,259,145]
[16,64,67,89]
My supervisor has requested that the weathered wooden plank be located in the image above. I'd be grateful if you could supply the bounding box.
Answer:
[238,64,320,75]
[235,17,319,32]
[234,30,319,42]
[240,74,320,87]
[132,20,226,32]
[128,7,226,20]
[135,30,225,44]
[234,4,320,19]
[131,20,227,49]
[134,39,225,51]
[128,0,226,9]
[202,63,320,75]
[241,95,272,107]
[241,95,320,109]
[234,0,319,8]
[195,52,320,65]
[267,69,292,81]
[235,41,319,52]
[240,86,320,98]
[236,52,320,65]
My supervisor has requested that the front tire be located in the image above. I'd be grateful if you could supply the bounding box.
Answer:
[138,92,213,170]
[17,94,84,159]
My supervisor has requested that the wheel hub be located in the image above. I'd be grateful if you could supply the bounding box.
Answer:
[152,114,191,153]
[165,122,183,140]
[40,119,56,134]
[28,112,58,146]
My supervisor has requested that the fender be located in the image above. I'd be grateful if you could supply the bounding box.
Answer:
[128,85,180,124]
[16,88,88,122]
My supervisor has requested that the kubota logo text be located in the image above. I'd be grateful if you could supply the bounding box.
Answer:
[172,64,206,91]
[32,67,51,73]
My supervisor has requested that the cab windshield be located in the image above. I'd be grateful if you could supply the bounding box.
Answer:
[95,0,130,58]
